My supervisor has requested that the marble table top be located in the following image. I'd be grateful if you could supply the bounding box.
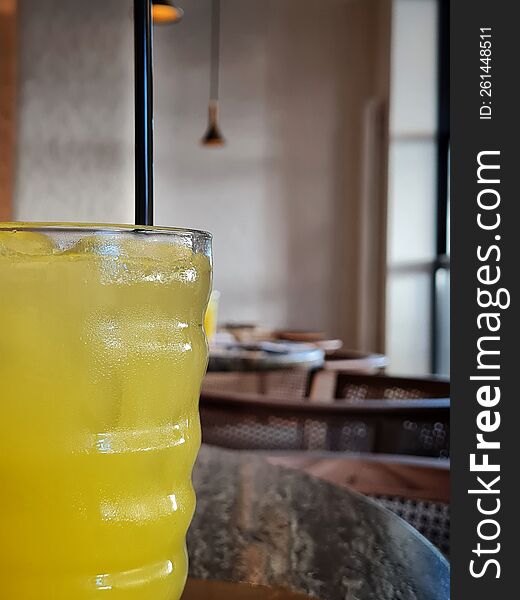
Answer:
[188,446,450,600]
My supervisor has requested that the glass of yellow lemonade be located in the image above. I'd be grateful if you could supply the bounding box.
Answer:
[0,223,212,600]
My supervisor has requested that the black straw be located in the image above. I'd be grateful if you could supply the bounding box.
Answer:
[134,0,154,226]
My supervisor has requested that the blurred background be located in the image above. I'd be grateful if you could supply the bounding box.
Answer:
[0,0,449,377]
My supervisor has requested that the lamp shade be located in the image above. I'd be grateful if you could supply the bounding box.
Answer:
[152,0,184,24]
[201,101,225,147]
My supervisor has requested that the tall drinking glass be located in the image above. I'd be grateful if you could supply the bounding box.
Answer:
[0,224,212,599]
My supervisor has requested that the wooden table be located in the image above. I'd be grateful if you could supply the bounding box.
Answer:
[188,446,450,600]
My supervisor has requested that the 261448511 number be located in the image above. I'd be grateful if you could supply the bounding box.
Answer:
[480,27,492,119]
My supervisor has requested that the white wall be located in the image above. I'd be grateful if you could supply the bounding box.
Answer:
[153,0,355,332]
[15,0,390,342]
[15,0,135,224]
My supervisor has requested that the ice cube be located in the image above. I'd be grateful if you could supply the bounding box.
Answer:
[64,234,194,264]
[63,234,125,258]
[0,230,56,257]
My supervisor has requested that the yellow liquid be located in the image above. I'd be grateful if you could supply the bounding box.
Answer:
[0,228,211,599]
[203,291,219,342]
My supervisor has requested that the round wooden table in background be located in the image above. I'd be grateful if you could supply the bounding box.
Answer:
[188,446,450,600]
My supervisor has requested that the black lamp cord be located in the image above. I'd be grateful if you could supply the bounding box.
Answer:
[210,0,221,102]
